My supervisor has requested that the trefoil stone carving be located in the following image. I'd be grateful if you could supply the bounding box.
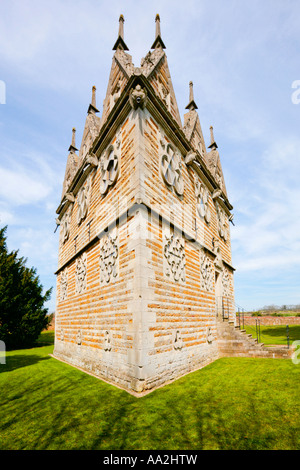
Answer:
[199,250,214,293]
[161,143,184,196]
[61,209,71,243]
[60,269,68,302]
[99,229,118,284]
[164,233,186,282]
[99,145,119,196]
[75,253,87,294]
[195,180,211,224]
[216,203,228,242]
[77,177,91,225]
[222,267,230,297]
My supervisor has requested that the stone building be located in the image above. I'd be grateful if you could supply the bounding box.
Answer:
[53,15,236,394]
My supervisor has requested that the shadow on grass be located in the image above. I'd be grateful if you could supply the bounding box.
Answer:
[261,326,300,343]
[0,354,51,373]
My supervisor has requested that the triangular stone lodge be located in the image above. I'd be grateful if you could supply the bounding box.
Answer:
[53,14,236,394]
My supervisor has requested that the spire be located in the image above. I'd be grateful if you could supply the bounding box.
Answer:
[151,14,166,49]
[87,85,99,114]
[68,127,78,152]
[185,81,198,111]
[208,125,218,149]
[113,14,129,51]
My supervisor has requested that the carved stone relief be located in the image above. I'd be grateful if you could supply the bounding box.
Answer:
[157,79,171,111]
[206,326,213,344]
[77,176,91,225]
[164,232,186,282]
[199,250,214,293]
[61,209,71,243]
[195,179,211,224]
[174,330,183,351]
[99,229,118,284]
[222,267,231,297]
[75,253,87,294]
[129,84,148,110]
[216,203,228,242]
[160,142,184,196]
[99,145,119,196]
[60,269,68,302]
[104,330,112,352]
[76,330,82,345]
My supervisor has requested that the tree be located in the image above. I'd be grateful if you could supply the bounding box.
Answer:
[0,226,52,349]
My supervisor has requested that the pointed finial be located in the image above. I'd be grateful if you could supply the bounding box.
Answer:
[68,127,78,152]
[118,14,125,39]
[151,13,166,49]
[113,14,129,51]
[155,14,161,38]
[208,125,218,149]
[185,81,198,110]
[87,85,99,114]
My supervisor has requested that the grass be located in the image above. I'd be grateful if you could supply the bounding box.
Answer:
[0,331,300,450]
[245,325,300,346]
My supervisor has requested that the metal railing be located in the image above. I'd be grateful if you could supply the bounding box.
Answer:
[216,296,230,321]
[235,307,291,349]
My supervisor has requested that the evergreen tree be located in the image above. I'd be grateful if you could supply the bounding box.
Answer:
[0,226,52,349]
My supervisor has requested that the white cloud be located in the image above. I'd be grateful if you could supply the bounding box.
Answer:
[232,137,300,273]
[0,149,59,206]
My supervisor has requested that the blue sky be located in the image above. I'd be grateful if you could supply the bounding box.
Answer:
[0,0,299,312]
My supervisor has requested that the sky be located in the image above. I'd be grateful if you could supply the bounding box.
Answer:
[0,0,299,312]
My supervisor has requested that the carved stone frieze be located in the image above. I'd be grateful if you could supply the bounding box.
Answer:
[75,253,87,294]
[200,250,214,293]
[164,232,186,282]
[160,143,184,196]
[99,229,118,284]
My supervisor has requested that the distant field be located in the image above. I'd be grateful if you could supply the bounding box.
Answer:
[0,331,300,450]
[244,311,300,317]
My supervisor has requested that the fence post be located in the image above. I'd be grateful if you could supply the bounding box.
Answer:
[286,325,290,349]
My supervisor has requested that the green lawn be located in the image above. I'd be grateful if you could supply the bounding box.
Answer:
[0,331,300,450]
[245,325,300,346]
